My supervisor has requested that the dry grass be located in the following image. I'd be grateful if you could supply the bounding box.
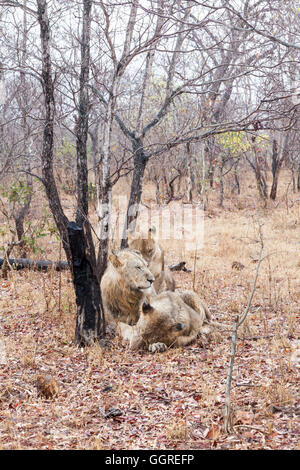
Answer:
[0,169,299,449]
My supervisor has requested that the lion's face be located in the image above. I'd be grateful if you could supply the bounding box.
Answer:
[127,227,157,263]
[139,292,191,346]
[108,249,155,294]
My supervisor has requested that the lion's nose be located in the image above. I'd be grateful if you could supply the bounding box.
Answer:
[148,278,154,284]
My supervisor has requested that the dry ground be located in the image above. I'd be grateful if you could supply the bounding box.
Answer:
[0,170,299,450]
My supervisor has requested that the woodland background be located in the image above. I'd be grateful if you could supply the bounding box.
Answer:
[0,0,299,450]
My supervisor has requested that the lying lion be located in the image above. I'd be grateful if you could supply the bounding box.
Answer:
[101,249,220,352]
[117,290,212,352]
[127,226,175,293]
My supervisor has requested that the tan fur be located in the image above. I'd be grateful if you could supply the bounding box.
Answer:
[117,290,212,352]
[100,249,155,325]
[127,227,175,293]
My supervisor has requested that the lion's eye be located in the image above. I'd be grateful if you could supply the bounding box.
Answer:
[136,266,143,271]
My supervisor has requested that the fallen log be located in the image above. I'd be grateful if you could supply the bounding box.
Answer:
[1,257,191,274]
[0,258,69,272]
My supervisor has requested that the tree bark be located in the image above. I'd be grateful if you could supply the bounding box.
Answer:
[68,222,105,346]
[218,156,225,208]
[270,134,289,200]
[37,0,106,345]
[75,0,97,274]
[76,0,91,228]
[121,139,148,248]
[37,0,71,265]
[247,144,267,202]
[13,2,32,258]
[231,159,240,194]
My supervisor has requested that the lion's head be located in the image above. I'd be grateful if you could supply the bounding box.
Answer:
[138,292,191,347]
[127,227,157,264]
[108,249,155,294]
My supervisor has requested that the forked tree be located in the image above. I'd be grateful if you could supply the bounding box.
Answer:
[36,0,105,346]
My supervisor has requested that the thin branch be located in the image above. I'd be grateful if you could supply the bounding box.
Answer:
[224,218,264,433]
[0,0,37,15]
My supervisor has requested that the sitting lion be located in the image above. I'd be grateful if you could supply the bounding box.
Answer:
[127,226,175,293]
[117,290,212,352]
[100,249,155,325]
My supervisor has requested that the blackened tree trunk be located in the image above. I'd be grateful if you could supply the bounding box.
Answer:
[68,222,105,346]
[73,0,105,340]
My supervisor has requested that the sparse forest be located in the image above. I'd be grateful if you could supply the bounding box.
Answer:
[0,0,299,451]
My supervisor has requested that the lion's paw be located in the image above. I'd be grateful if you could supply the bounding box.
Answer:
[149,342,167,353]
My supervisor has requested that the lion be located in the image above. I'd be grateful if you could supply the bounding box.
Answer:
[127,226,175,293]
[117,290,213,352]
[100,249,155,325]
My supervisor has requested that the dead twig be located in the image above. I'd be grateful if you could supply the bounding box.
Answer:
[224,218,264,433]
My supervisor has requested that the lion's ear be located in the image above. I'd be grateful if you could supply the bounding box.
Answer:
[142,301,154,314]
[108,251,122,269]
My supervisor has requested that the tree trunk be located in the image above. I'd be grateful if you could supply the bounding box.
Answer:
[270,138,279,200]
[218,158,225,208]
[68,222,105,346]
[75,0,96,273]
[185,142,193,203]
[88,122,100,201]
[11,3,33,258]
[121,139,148,248]
[13,191,31,257]
[37,0,106,345]
[291,164,296,192]
[256,168,267,201]
[231,159,240,194]
[206,138,216,189]
[37,0,71,265]
[248,145,267,202]
[96,180,112,280]
[270,135,289,200]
